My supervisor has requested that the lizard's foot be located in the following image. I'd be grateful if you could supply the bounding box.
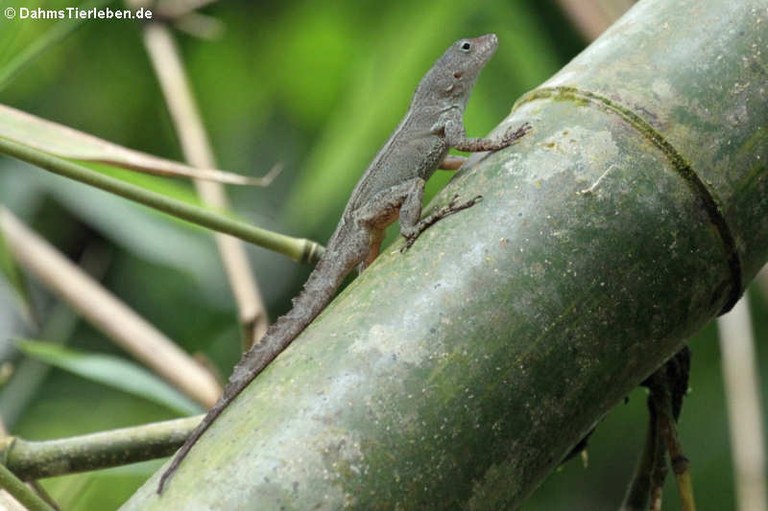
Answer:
[399,194,483,253]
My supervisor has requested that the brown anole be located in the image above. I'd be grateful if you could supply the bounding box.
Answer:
[157,33,529,493]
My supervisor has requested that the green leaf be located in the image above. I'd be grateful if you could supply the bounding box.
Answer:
[0,104,271,186]
[15,340,203,416]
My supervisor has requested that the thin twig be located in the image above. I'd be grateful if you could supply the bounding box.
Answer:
[620,401,664,511]
[1,416,200,480]
[717,296,768,511]
[657,407,696,511]
[139,19,270,347]
[621,348,694,511]
[0,138,322,264]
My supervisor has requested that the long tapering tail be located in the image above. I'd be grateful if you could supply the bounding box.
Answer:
[157,240,359,494]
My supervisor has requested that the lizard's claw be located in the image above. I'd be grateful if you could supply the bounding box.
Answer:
[445,192,481,210]
[446,193,483,212]
[463,194,483,208]
[501,122,532,146]
[400,236,417,253]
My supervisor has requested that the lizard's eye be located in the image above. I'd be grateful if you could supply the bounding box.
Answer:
[460,41,471,52]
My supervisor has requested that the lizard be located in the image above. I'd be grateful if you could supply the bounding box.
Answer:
[157,32,530,494]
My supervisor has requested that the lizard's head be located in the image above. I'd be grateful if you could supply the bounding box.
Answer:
[415,34,499,109]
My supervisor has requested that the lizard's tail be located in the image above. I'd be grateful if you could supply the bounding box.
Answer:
[157,243,357,494]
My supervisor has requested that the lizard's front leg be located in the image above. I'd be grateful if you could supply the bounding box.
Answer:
[439,108,530,153]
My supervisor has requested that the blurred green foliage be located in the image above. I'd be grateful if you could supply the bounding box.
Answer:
[0,0,764,509]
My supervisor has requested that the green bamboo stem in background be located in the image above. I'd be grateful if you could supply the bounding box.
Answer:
[0,417,200,480]
[0,137,323,264]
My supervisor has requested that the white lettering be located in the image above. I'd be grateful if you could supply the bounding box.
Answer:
[15,6,154,21]
[20,7,66,20]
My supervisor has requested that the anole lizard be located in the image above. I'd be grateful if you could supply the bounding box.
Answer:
[157,33,529,493]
